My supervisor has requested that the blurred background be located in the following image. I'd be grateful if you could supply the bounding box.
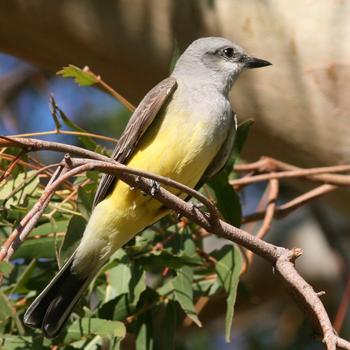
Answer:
[0,1,349,349]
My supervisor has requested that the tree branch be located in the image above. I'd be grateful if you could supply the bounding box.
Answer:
[1,137,349,349]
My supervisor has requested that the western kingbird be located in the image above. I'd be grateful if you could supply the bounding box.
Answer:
[24,37,271,338]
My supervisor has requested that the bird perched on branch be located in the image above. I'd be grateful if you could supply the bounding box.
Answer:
[24,37,271,338]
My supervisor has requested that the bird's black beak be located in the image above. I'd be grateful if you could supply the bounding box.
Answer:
[244,56,272,69]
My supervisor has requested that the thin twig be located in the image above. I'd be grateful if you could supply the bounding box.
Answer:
[86,66,135,112]
[243,184,336,223]
[231,164,350,187]
[240,183,272,274]
[333,272,350,334]
[0,150,25,183]
[245,179,279,266]
[8,129,118,143]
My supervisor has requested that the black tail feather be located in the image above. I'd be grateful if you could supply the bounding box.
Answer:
[24,255,89,338]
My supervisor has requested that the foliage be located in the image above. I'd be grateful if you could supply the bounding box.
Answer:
[0,69,252,349]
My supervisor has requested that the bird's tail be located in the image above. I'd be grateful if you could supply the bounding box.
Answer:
[23,253,92,338]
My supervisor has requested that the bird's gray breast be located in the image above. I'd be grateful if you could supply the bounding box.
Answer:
[168,82,232,143]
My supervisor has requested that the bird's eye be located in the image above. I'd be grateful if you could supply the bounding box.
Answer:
[223,47,234,59]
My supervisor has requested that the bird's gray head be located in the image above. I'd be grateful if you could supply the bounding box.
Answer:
[172,37,271,94]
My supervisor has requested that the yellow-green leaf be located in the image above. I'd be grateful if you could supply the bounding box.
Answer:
[57,65,98,86]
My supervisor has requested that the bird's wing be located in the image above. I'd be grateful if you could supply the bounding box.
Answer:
[93,77,177,207]
[200,111,237,182]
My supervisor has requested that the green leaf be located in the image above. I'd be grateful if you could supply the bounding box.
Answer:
[207,172,242,227]
[182,227,196,256]
[30,220,69,237]
[192,275,221,297]
[128,229,156,254]
[172,266,201,327]
[169,41,180,73]
[104,261,146,313]
[214,245,242,342]
[0,170,39,208]
[232,119,254,163]
[207,119,253,228]
[57,65,98,86]
[59,215,86,266]
[10,259,36,294]
[77,186,94,219]
[0,291,13,324]
[0,291,25,335]
[129,263,146,306]
[107,263,132,301]
[0,334,35,350]
[161,301,177,350]
[0,261,13,278]
[64,317,126,343]
[99,294,131,321]
[81,335,121,350]
[13,237,62,259]
[133,288,159,350]
[135,315,153,350]
[169,226,196,256]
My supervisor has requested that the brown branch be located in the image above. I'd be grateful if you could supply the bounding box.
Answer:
[275,249,339,350]
[0,136,110,161]
[0,149,25,183]
[243,184,336,223]
[0,137,349,349]
[240,182,272,274]
[8,129,118,144]
[333,272,350,334]
[245,179,279,268]
[231,163,350,187]
[337,338,350,350]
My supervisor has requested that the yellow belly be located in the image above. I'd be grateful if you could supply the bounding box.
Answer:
[74,109,224,273]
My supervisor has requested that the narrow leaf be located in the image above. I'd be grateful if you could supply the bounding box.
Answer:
[214,245,242,342]
[10,259,36,294]
[59,215,86,266]
[232,119,254,163]
[64,317,126,342]
[135,316,154,350]
[207,120,253,227]
[162,301,177,350]
[169,41,180,73]
[208,172,242,227]
[172,266,201,327]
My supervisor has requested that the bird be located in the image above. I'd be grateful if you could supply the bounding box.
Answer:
[23,37,271,338]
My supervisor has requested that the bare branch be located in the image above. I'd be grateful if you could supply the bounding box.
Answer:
[1,137,349,349]
[333,272,350,334]
[232,163,350,187]
[243,184,336,223]
[244,179,279,269]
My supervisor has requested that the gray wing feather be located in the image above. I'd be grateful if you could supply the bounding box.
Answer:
[201,112,237,181]
[93,77,177,207]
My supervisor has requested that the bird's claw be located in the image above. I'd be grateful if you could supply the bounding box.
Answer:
[150,180,160,196]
